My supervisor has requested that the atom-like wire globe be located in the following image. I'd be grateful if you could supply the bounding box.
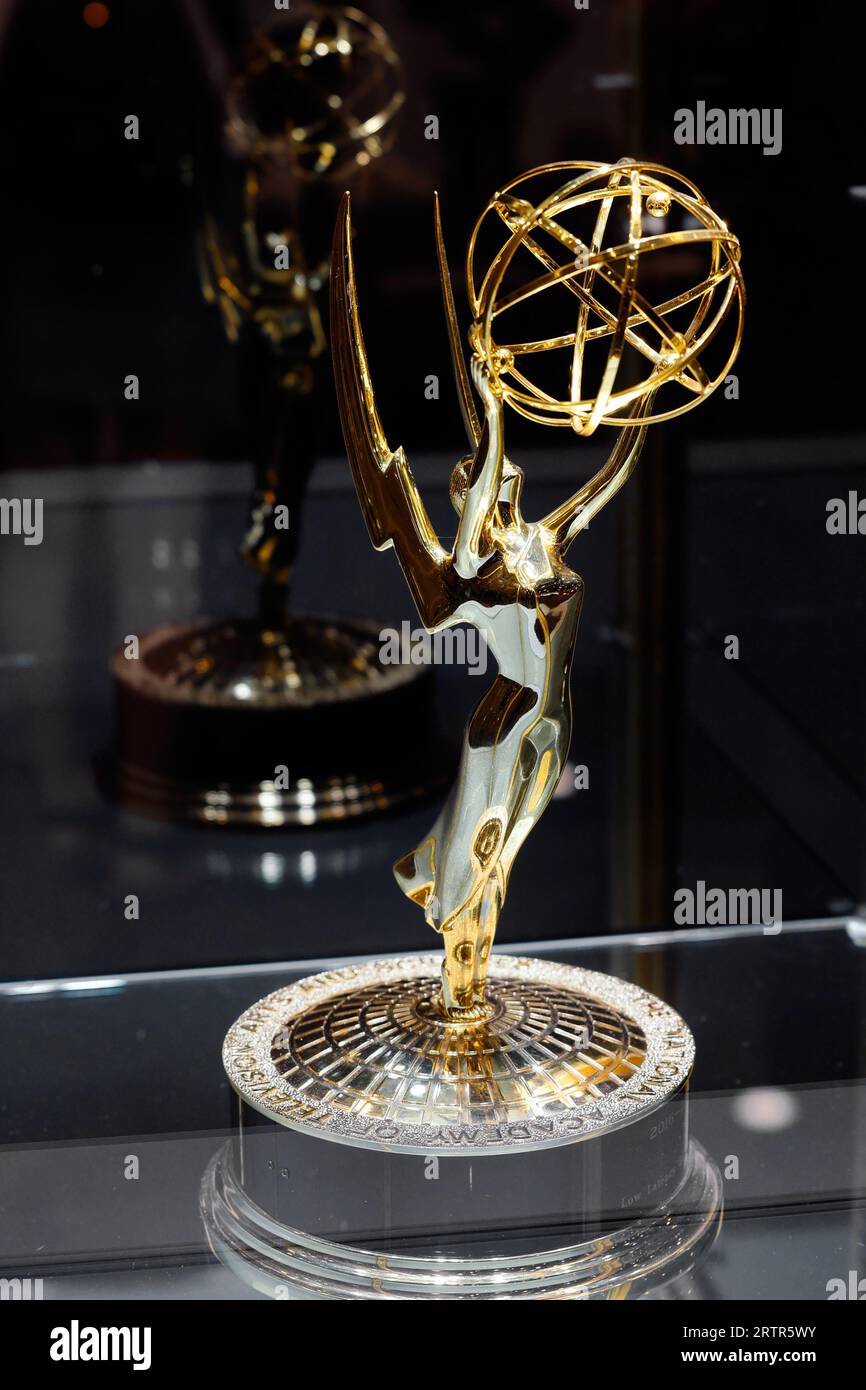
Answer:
[227,5,405,178]
[467,160,744,434]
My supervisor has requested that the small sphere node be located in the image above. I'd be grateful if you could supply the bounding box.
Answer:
[467,160,744,434]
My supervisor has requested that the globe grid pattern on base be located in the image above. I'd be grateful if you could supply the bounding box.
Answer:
[270,974,648,1127]
[223,957,695,1153]
[467,159,744,434]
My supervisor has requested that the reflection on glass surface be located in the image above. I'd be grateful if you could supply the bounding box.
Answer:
[0,923,862,1299]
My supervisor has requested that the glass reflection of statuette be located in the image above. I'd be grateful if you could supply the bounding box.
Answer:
[205,161,744,1297]
[107,8,443,827]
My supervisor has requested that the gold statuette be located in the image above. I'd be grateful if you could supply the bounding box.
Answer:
[210,161,743,1298]
[222,154,742,1143]
[332,159,743,1014]
[105,9,450,828]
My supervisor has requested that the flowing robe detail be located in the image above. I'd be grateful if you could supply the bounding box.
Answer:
[394,551,583,1009]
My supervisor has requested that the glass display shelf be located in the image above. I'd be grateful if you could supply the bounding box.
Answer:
[1,919,864,1300]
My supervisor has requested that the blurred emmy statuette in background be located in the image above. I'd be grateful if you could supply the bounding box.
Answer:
[106,5,448,828]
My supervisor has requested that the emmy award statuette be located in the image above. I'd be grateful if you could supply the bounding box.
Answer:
[107,7,444,827]
[203,160,744,1297]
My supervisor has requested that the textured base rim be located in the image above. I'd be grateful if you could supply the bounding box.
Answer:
[200,1139,722,1300]
[223,956,694,1153]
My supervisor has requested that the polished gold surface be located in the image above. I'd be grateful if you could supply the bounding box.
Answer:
[270,972,648,1127]
[224,954,694,1153]
[331,160,744,1015]
[467,160,744,432]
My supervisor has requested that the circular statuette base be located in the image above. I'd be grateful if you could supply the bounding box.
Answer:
[223,955,694,1155]
[104,615,447,827]
[113,615,420,709]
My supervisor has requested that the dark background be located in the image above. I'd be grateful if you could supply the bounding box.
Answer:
[0,0,863,980]
[0,0,851,465]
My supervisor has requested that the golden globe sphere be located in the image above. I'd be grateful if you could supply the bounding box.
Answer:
[227,6,404,179]
[466,160,744,434]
